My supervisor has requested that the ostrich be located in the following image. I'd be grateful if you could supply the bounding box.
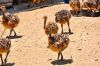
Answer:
[43,16,58,35]
[48,33,70,60]
[55,10,72,34]
[81,0,98,12]
[27,0,54,7]
[0,38,11,66]
[0,6,20,37]
[69,0,80,16]
[27,0,42,7]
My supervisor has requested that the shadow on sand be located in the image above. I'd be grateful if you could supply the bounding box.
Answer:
[51,59,73,65]
[70,10,100,17]
[6,35,23,39]
[0,63,15,66]
[62,32,74,35]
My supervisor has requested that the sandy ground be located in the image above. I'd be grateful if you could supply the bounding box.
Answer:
[0,2,100,66]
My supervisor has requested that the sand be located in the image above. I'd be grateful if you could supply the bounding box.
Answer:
[0,3,100,66]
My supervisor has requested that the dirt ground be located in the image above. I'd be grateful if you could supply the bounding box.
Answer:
[0,2,100,66]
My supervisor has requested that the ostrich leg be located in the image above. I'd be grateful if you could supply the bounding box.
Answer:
[27,0,31,7]
[0,54,4,66]
[9,29,13,36]
[67,21,71,34]
[76,10,78,16]
[76,10,79,16]
[57,52,61,60]
[12,29,17,36]
[61,24,63,33]
[9,29,16,36]
[4,51,10,64]
[61,52,63,60]
[0,28,6,38]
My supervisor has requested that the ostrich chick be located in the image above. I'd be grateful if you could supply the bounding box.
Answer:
[43,16,58,35]
[0,38,11,66]
[48,33,70,60]
[55,10,72,34]
[69,0,80,16]
[0,6,20,37]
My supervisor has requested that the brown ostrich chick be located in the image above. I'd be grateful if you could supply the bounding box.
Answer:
[69,0,80,16]
[48,33,70,60]
[81,0,98,12]
[0,38,11,66]
[27,0,54,7]
[55,10,72,34]
[32,0,41,6]
[43,16,58,35]
[27,0,42,7]
[0,6,20,37]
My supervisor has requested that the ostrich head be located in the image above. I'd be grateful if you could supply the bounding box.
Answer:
[43,16,47,29]
[0,6,7,13]
[0,5,9,16]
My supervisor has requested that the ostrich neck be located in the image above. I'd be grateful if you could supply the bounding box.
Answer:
[44,18,47,28]
[2,10,7,17]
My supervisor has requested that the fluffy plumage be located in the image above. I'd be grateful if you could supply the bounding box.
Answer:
[69,0,80,15]
[43,16,58,35]
[0,6,19,36]
[55,10,72,33]
[48,33,70,60]
[0,38,11,66]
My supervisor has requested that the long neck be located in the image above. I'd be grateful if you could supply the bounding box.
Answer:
[1,9,7,17]
[44,18,47,29]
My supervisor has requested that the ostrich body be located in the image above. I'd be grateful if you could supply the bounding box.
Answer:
[43,16,58,35]
[55,10,71,34]
[0,38,11,66]
[69,0,80,16]
[0,6,20,36]
[48,33,70,60]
